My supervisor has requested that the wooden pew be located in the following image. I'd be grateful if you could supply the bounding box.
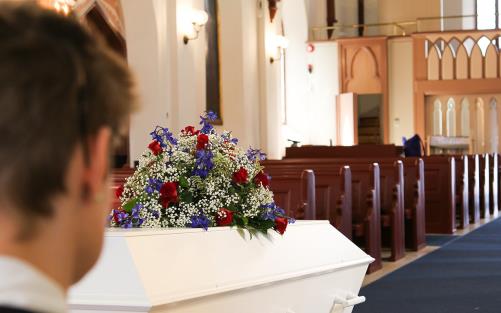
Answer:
[285,144,402,159]
[331,159,405,261]
[422,156,456,234]
[428,155,469,229]
[264,159,383,273]
[455,155,469,229]
[285,146,425,251]
[489,153,498,218]
[401,158,426,251]
[266,169,316,220]
[498,154,501,214]
[264,162,352,238]
[468,155,481,223]
[479,154,490,219]
[111,167,134,209]
[285,156,424,253]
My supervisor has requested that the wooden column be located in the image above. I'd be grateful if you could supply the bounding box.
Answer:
[326,0,337,39]
[358,0,364,36]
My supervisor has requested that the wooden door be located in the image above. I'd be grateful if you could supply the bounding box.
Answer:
[336,93,358,146]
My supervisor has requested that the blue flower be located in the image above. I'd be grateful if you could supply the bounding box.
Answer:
[150,126,177,148]
[145,178,162,194]
[206,111,218,121]
[199,111,218,134]
[190,214,210,230]
[192,149,214,178]
[261,203,285,221]
[150,126,166,147]
[113,204,145,228]
[246,147,266,161]
[163,128,178,145]
[151,210,160,219]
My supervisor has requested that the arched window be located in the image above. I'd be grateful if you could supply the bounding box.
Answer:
[446,98,456,136]
[489,98,499,153]
[476,98,485,153]
[460,98,470,137]
[433,99,443,136]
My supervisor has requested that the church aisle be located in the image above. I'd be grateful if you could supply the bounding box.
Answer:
[356,217,501,313]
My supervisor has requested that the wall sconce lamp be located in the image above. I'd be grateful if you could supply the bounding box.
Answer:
[270,35,289,64]
[183,9,209,45]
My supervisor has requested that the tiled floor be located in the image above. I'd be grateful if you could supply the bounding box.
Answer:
[362,216,497,287]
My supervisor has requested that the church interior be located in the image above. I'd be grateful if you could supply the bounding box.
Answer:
[21,0,501,312]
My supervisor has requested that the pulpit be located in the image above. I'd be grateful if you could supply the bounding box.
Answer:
[69,221,373,313]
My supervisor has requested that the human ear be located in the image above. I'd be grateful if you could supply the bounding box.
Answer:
[83,127,112,200]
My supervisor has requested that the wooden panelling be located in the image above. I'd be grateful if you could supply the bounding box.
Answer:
[423,156,456,234]
[413,31,501,140]
[338,37,389,143]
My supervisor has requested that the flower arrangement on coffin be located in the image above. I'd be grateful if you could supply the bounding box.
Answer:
[111,111,294,235]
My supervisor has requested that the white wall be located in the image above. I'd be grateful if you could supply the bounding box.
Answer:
[305,0,326,30]
[442,0,476,30]
[216,0,260,150]
[122,0,171,165]
[123,0,341,161]
[441,0,464,30]
[281,1,339,148]
[123,0,266,163]
[175,0,207,131]
[282,0,310,146]
[258,0,285,159]
[306,42,339,145]
[388,37,414,144]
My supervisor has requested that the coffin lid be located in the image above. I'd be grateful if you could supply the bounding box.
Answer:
[69,220,373,310]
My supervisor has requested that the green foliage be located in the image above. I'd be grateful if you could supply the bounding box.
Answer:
[122,198,139,213]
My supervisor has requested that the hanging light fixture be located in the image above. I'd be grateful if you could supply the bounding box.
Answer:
[38,0,76,16]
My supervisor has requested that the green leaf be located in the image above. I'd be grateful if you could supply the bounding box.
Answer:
[236,228,246,240]
[123,198,138,213]
[242,216,249,226]
[180,191,193,203]
[179,176,189,188]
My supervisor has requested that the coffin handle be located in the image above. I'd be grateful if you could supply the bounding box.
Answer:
[330,294,366,313]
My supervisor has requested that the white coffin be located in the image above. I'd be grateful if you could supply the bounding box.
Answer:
[69,220,373,313]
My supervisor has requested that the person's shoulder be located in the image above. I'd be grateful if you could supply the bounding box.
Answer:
[0,307,40,313]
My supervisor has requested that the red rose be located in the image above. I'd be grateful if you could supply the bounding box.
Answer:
[254,171,270,187]
[196,134,209,150]
[183,126,199,136]
[216,208,234,226]
[115,185,124,199]
[159,182,179,208]
[232,167,248,184]
[148,140,162,156]
[274,217,288,235]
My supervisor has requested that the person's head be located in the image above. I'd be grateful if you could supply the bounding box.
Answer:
[0,2,136,285]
